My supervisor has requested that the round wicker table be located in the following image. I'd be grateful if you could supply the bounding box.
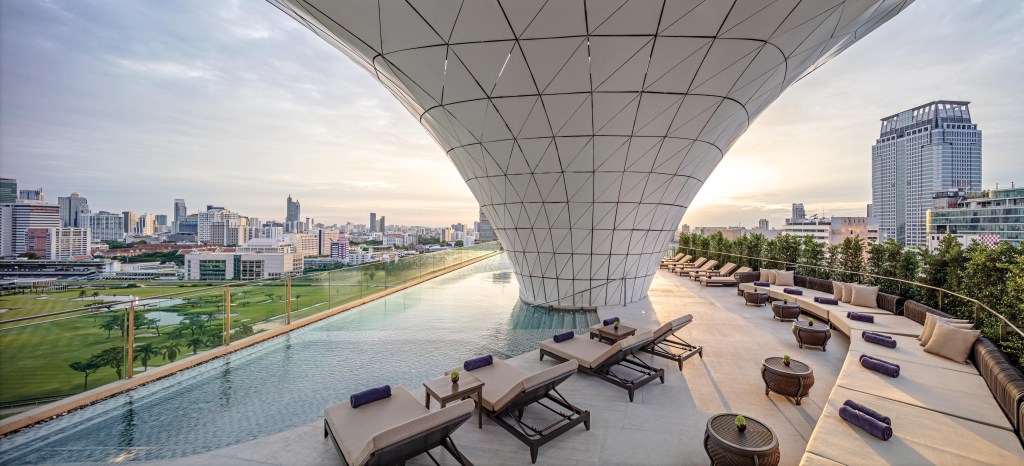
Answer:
[761,357,814,405]
[792,321,831,351]
[744,291,770,307]
[704,413,780,466]
[770,302,801,321]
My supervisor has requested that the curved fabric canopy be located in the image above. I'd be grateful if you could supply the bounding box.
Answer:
[272,0,914,306]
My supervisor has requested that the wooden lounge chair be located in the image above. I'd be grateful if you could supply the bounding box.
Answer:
[462,359,589,464]
[659,253,692,268]
[689,262,737,280]
[588,315,702,371]
[539,332,665,402]
[674,259,718,276]
[670,256,707,272]
[700,266,753,287]
[324,386,474,466]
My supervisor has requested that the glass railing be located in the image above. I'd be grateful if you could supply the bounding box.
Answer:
[0,243,501,417]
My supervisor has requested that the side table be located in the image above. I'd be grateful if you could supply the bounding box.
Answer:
[771,302,801,321]
[744,291,770,307]
[704,413,780,466]
[792,321,831,351]
[424,372,484,428]
[761,357,814,405]
[592,324,637,344]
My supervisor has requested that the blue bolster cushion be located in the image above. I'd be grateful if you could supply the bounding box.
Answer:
[351,385,391,408]
[860,354,900,378]
[783,288,803,295]
[602,317,620,326]
[464,355,493,371]
[862,331,897,348]
[553,331,574,343]
[839,405,892,440]
[848,312,875,323]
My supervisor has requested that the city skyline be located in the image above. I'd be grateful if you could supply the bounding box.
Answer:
[2,1,1023,229]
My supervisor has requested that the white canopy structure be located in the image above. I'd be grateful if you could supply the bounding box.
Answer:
[272,0,914,306]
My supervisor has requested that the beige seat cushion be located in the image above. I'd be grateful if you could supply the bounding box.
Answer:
[919,314,971,346]
[775,270,794,286]
[829,312,923,338]
[520,360,578,392]
[924,321,981,364]
[540,337,622,369]
[325,386,429,465]
[371,399,473,461]
[464,359,528,412]
[798,452,845,466]
[849,284,879,308]
[805,387,1023,466]
[849,331,980,374]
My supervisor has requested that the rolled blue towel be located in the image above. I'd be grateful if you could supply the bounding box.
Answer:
[843,399,891,426]
[753,281,770,287]
[783,288,803,295]
[553,331,575,343]
[859,354,900,378]
[839,405,892,441]
[862,331,897,348]
[848,312,875,323]
[602,317,620,326]
[350,385,391,408]
[463,355,493,371]
[815,297,839,305]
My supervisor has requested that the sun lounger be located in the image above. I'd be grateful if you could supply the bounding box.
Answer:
[659,253,690,268]
[324,385,474,466]
[539,332,665,401]
[689,262,737,280]
[588,315,702,371]
[461,358,589,464]
[674,259,717,276]
[670,257,707,272]
[700,266,752,286]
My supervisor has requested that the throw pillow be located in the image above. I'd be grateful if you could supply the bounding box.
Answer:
[840,282,854,303]
[768,269,778,285]
[919,315,971,346]
[924,321,981,364]
[759,269,770,282]
[850,284,879,308]
[775,271,795,287]
[832,281,845,301]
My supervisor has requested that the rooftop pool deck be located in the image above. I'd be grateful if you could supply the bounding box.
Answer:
[126,265,850,466]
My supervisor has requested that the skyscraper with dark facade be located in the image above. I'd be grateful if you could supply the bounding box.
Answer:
[369,213,377,233]
[872,101,982,246]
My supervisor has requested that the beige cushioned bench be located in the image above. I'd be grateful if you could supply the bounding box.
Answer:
[324,386,473,466]
[803,387,1023,466]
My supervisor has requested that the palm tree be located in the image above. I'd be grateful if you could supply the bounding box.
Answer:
[68,360,101,391]
[186,337,205,355]
[90,346,125,379]
[99,316,120,338]
[78,290,87,299]
[160,342,182,363]
[91,291,100,304]
[133,342,160,371]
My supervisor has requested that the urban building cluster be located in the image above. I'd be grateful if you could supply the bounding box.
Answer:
[686,100,1019,249]
[0,181,498,282]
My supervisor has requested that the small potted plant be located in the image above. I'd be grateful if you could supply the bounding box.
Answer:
[450,370,460,384]
[613,321,620,331]
[807,317,815,327]
[783,298,788,305]
[735,415,747,433]
[783,355,792,367]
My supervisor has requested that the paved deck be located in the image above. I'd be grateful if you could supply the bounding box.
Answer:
[133,269,849,466]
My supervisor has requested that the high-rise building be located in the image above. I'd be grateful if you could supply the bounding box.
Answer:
[379,216,386,233]
[18,188,43,202]
[25,227,91,260]
[0,203,61,257]
[477,208,496,242]
[369,213,377,233]
[286,195,301,224]
[173,198,187,232]
[758,219,770,230]
[779,216,878,245]
[872,101,982,246]
[926,187,1023,249]
[155,214,168,227]
[0,179,16,204]
[122,211,138,234]
[81,211,125,242]
[330,236,349,260]
[135,213,156,236]
[58,192,90,228]
[198,206,240,244]
[790,203,806,224]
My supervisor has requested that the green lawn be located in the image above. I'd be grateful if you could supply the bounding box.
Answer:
[0,248,496,405]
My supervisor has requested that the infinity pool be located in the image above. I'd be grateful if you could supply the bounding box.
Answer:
[0,254,597,464]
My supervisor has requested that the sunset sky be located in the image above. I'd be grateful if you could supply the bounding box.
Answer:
[2,0,1021,229]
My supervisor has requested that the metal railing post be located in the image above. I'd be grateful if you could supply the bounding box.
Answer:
[286,276,292,325]
[224,287,231,345]
[126,303,134,379]
[938,290,944,311]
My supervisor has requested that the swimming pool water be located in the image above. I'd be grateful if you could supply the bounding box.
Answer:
[0,254,597,464]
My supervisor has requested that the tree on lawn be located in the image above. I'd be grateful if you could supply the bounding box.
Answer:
[78,290,87,299]
[161,342,182,363]
[187,337,205,355]
[92,346,126,379]
[91,291,100,303]
[68,360,101,391]
[133,342,160,371]
[99,316,121,338]
[234,322,255,338]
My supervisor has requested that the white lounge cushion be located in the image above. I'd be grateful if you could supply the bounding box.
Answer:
[849,284,879,308]
[540,336,622,369]
[464,359,529,411]
[924,321,981,364]
[326,386,429,466]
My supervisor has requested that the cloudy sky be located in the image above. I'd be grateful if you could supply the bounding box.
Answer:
[2,0,1021,229]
